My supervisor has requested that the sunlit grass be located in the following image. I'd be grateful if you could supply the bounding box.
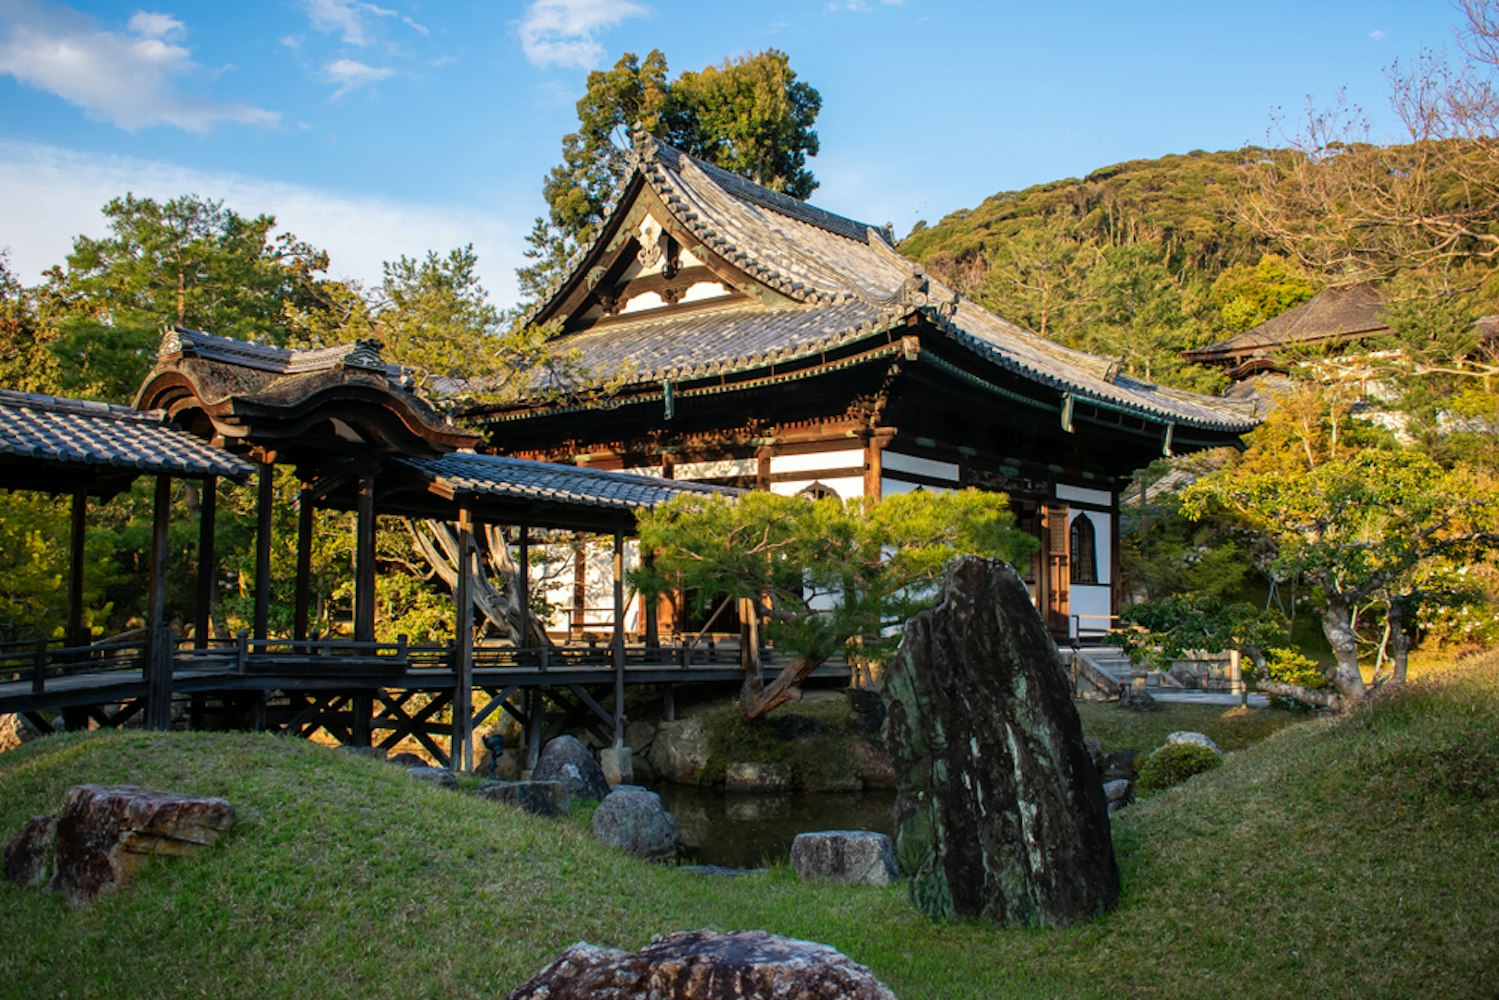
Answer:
[0,650,1495,997]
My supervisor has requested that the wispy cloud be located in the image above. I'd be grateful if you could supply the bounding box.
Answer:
[517,0,647,70]
[0,139,527,307]
[0,1,278,132]
[301,0,427,47]
[825,0,903,10]
[1369,29,1388,42]
[323,57,394,97]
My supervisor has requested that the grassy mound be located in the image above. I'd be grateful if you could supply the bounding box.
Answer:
[2,653,1496,998]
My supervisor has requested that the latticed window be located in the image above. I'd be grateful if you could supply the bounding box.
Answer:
[1070,515,1097,585]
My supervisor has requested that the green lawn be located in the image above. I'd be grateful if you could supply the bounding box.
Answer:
[1,652,1495,998]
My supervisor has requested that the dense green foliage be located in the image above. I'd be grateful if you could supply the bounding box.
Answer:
[634,489,1035,669]
[519,49,821,301]
[1135,742,1223,791]
[2,652,1496,997]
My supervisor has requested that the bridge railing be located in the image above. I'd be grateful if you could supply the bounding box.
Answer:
[0,637,148,694]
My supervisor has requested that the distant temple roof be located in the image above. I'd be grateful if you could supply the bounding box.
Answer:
[0,389,253,495]
[499,133,1257,437]
[1182,284,1391,379]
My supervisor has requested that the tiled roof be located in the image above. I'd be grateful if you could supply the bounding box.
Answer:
[397,453,733,514]
[1183,284,1389,363]
[0,390,254,482]
[520,134,1259,434]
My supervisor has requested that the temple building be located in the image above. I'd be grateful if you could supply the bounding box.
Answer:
[472,134,1259,638]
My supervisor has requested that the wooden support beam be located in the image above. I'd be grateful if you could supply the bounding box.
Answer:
[294,481,314,641]
[612,528,625,747]
[254,464,273,640]
[525,687,542,770]
[67,486,86,647]
[518,523,531,644]
[144,475,173,731]
[451,503,475,773]
[354,472,377,643]
[352,690,373,747]
[193,476,216,649]
[643,551,659,652]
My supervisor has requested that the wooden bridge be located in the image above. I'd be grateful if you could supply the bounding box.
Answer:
[0,631,843,768]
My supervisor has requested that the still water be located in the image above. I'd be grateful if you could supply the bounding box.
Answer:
[654,785,898,869]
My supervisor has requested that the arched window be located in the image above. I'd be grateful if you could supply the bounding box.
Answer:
[1070,514,1097,585]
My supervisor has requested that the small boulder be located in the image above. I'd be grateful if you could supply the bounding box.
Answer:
[790,830,899,886]
[852,739,897,790]
[803,766,863,794]
[1102,779,1134,814]
[598,745,634,786]
[388,752,428,769]
[533,735,611,802]
[0,714,43,753]
[49,785,234,905]
[3,815,57,886]
[647,719,710,785]
[1102,749,1142,781]
[591,785,677,862]
[407,766,458,790]
[506,930,896,1000]
[1165,731,1223,757]
[474,780,570,818]
[1119,683,1161,712]
[724,761,792,793]
[624,719,656,754]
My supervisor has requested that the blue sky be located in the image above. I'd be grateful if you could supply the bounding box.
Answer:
[0,0,1470,309]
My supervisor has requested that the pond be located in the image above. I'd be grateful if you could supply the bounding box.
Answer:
[654,784,898,869]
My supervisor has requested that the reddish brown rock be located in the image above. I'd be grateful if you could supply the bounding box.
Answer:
[3,815,57,886]
[50,784,235,905]
[506,930,896,999]
[884,556,1119,928]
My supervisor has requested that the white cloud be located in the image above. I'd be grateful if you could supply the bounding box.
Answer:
[517,0,647,70]
[0,140,527,308]
[1369,29,1388,42]
[0,1,277,132]
[301,0,427,47]
[323,57,394,97]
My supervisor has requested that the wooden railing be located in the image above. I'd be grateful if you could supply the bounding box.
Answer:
[0,637,147,694]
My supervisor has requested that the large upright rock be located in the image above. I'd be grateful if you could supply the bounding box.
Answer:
[591,785,677,862]
[532,735,611,802]
[884,556,1119,927]
[506,930,896,999]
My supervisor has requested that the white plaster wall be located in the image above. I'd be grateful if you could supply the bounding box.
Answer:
[674,458,756,480]
[1067,507,1113,638]
[769,476,865,498]
[769,449,862,475]
[1057,483,1112,507]
[882,451,959,481]
[880,477,952,496]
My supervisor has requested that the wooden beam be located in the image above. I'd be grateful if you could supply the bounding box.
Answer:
[518,523,531,644]
[294,481,314,641]
[253,464,273,640]
[194,477,216,649]
[67,486,86,647]
[144,475,173,731]
[354,471,377,643]
[452,503,475,773]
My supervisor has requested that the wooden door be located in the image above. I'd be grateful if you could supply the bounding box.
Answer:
[1042,502,1070,634]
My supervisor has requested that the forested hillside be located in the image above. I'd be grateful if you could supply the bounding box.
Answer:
[899,148,1320,393]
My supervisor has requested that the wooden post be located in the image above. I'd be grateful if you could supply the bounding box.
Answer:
[525,687,542,771]
[193,476,216,649]
[1229,648,1246,707]
[570,533,586,641]
[451,504,476,773]
[253,463,273,640]
[518,523,531,646]
[354,471,377,643]
[643,552,659,654]
[67,486,86,647]
[294,481,314,642]
[145,474,173,731]
[352,691,372,747]
[612,528,625,747]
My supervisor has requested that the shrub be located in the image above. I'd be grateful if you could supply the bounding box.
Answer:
[1136,742,1222,791]
[1264,647,1327,690]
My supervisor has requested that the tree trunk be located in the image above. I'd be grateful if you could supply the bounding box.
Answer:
[1257,680,1344,711]
[1322,595,1367,704]
[739,653,828,722]
[408,520,551,648]
[1388,599,1410,686]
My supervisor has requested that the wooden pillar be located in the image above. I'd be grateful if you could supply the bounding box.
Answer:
[451,504,475,773]
[351,691,372,747]
[525,687,542,771]
[294,481,314,641]
[253,463,273,640]
[756,446,771,491]
[193,476,216,649]
[144,475,173,731]
[518,524,531,646]
[67,486,87,647]
[570,533,586,641]
[354,471,377,643]
[643,552,659,653]
[863,429,893,500]
[612,528,625,746]
[1110,488,1123,622]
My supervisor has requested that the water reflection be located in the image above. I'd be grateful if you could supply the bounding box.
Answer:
[654,784,898,869]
